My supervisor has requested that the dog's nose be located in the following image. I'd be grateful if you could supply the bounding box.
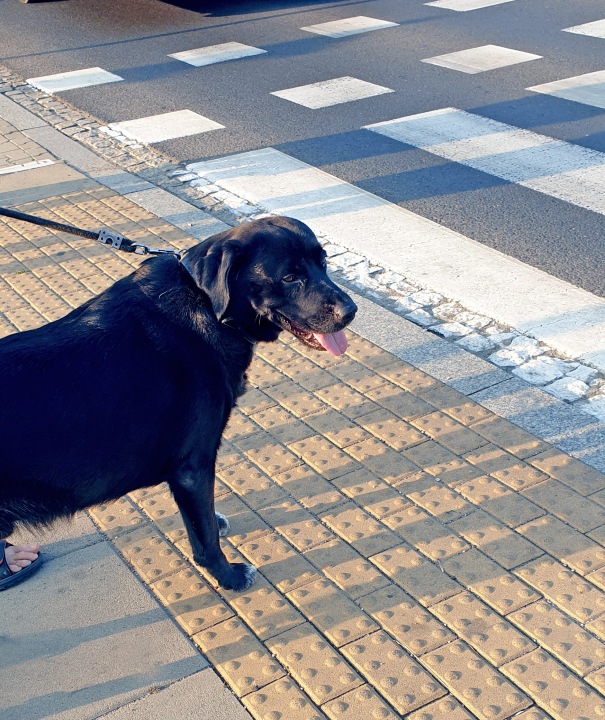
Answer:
[334,299,357,326]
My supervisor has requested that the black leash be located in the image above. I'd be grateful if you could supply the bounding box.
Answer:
[0,207,183,259]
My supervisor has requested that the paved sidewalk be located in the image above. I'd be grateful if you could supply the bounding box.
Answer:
[3,107,605,720]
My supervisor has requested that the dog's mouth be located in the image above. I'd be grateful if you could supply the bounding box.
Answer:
[275,313,348,356]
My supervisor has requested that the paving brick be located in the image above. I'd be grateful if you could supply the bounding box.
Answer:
[289,435,361,480]
[502,649,605,720]
[449,510,543,569]
[383,505,469,561]
[315,382,380,419]
[265,380,327,417]
[258,500,336,551]
[287,578,378,647]
[128,482,169,502]
[529,448,605,496]
[464,444,526,475]
[344,336,395,369]
[344,437,420,484]
[88,496,146,537]
[509,600,605,677]
[432,591,536,666]
[223,409,264,443]
[331,469,410,519]
[586,565,605,593]
[411,411,487,455]
[303,408,371,448]
[370,544,462,607]
[319,502,400,556]
[392,470,443,495]
[243,678,326,720]
[112,524,187,582]
[442,549,539,613]
[139,488,179,520]
[240,532,322,593]
[404,441,482,486]
[234,433,303,477]
[150,568,234,634]
[217,461,288,510]
[469,416,549,460]
[193,617,286,697]
[455,475,545,528]
[356,407,427,451]
[304,538,391,600]
[358,585,454,655]
[279,356,337,391]
[267,623,363,705]
[326,358,390,394]
[322,684,399,720]
[366,383,434,421]
[216,439,246,471]
[517,514,605,576]
[406,695,478,720]
[376,360,442,395]
[341,630,446,714]
[272,463,346,513]
[423,388,495,427]
[257,341,302,366]
[408,485,474,523]
[251,404,316,444]
[490,462,548,492]
[521,479,605,533]
[237,387,279,416]
[246,357,286,390]
[215,492,271,546]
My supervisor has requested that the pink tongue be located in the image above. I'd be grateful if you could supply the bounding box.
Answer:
[313,330,348,356]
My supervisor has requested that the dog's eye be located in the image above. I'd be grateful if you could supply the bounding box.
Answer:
[282,274,297,283]
[320,256,327,269]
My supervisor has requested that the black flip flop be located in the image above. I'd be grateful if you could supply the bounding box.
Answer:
[0,540,43,591]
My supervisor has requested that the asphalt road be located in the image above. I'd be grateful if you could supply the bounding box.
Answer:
[1,0,605,296]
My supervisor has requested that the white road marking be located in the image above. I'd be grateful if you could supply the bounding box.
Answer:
[27,67,123,93]
[185,148,605,369]
[563,19,605,39]
[271,77,393,109]
[107,110,224,144]
[300,16,399,38]
[168,42,267,67]
[422,45,541,73]
[0,159,55,175]
[528,70,605,110]
[365,107,605,216]
[425,0,515,10]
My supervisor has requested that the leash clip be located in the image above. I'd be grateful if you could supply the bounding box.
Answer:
[98,229,124,251]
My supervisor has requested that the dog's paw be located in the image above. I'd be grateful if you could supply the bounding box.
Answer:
[215,511,230,538]
[218,562,257,592]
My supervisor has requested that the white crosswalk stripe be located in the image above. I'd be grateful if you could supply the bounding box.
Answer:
[300,16,398,38]
[528,70,605,110]
[425,0,515,11]
[168,43,266,67]
[563,19,605,39]
[106,110,224,144]
[271,77,393,109]
[364,107,605,216]
[422,45,541,73]
[27,67,123,93]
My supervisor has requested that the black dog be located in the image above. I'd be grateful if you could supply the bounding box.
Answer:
[0,216,356,591]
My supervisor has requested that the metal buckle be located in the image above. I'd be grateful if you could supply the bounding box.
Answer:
[98,229,124,250]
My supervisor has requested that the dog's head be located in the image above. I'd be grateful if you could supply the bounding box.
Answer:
[181,216,357,355]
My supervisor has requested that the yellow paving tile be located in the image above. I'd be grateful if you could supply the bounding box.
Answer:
[246,357,286,390]
[406,695,478,720]
[326,358,390,394]
[216,439,245,471]
[341,630,446,714]
[358,585,454,655]
[256,341,302,365]
[258,500,336,551]
[192,617,286,697]
[432,591,536,666]
[223,409,264,443]
[366,383,434,421]
[587,565,605,593]
[150,568,234,634]
[442,549,539,613]
[315,382,380,419]
[356,407,427,451]
[382,505,469,561]
[303,408,371,448]
[344,437,420,484]
[408,485,474,523]
[88,496,146,538]
[236,387,279,415]
[501,649,605,720]
[509,600,605,677]
[320,502,400,556]
[272,463,346,513]
[128,482,169,502]
[528,448,605,496]
[243,678,326,720]
[455,475,545,528]
[139,489,179,520]
[287,578,378,647]
[251,404,316,444]
[266,623,364,705]
[234,433,303,477]
[344,336,395,369]
[449,510,543,569]
[370,544,462,607]
[516,514,605,576]
[331,469,410,519]
[404,441,482,486]
[215,492,271,546]
[217,461,288,509]
[422,640,531,720]
[265,380,327,417]
[490,462,548,492]
[412,411,487,455]
[464,443,527,475]
[377,359,441,395]
[469,416,550,460]
[521,478,605,533]
[420,386,494,427]
[322,684,399,720]
[392,469,442,495]
[279,356,337,391]
[304,538,391,600]
[289,435,361,480]
[112,524,187,583]
[240,532,322,593]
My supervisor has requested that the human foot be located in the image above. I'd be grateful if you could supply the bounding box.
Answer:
[0,540,43,590]
[5,542,40,572]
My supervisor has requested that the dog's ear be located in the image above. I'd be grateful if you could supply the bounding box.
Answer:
[183,240,242,320]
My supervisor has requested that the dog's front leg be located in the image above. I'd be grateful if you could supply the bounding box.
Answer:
[170,469,256,592]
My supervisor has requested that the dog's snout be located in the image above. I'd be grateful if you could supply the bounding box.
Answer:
[334,299,357,326]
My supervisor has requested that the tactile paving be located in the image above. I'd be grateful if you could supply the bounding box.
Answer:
[217,461,288,510]
[521,478,605,532]
[272,463,346,513]
[287,578,378,647]
[234,432,303,477]
[223,409,264,443]
[358,585,454,655]
[245,356,286,390]
[464,444,525,475]
[370,544,462,607]
[490,462,548,492]
[509,600,605,677]
[404,441,482,486]
[469,416,550,460]
[328,359,391,395]
[315,382,380,419]
[139,489,179,521]
[319,502,400,556]
[501,649,605,720]
[265,380,327,417]
[216,439,246,471]
[112,524,187,582]
[432,591,536,666]
[192,616,286,697]
[423,640,531,720]
[341,630,446,714]
[266,623,363,705]
[344,336,395,369]
[88,496,146,537]
[303,408,371,448]
[408,484,474,522]
[412,412,487,455]
[279,356,336,391]
[528,447,605,496]
[377,360,441,395]
[356,407,427,451]
[289,435,361,480]
[422,387,494,427]
[258,500,336,551]
[332,469,410,519]
[455,475,545,528]
[344,437,420,484]
[237,387,279,415]
[251,404,316,444]
[150,568,234,634]
[243,677,326,720]
[405,695,477,720]
[322,684,400,720]
[366,383,434,421]
[214,492,271,546]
